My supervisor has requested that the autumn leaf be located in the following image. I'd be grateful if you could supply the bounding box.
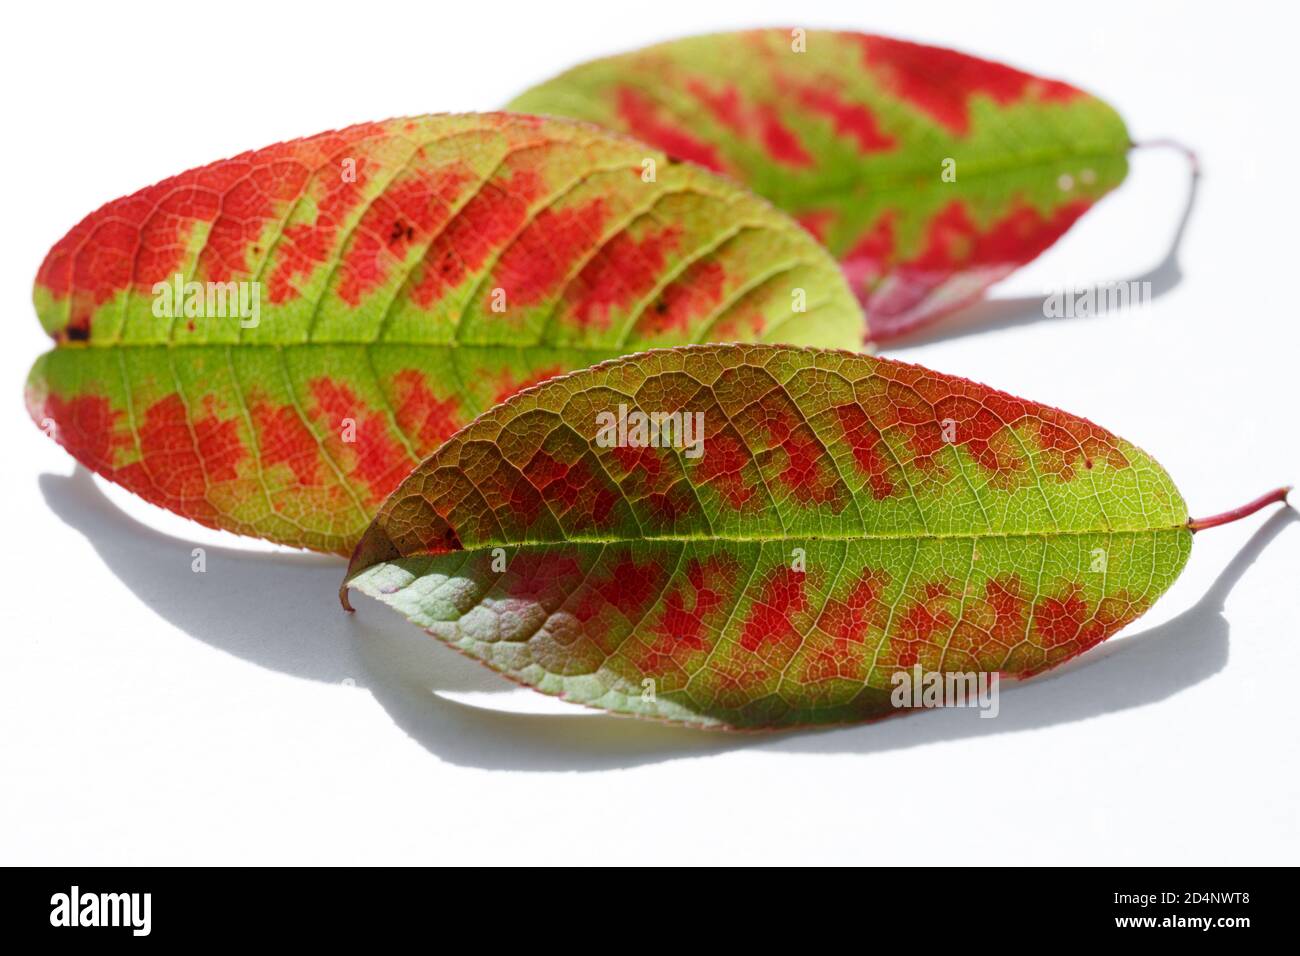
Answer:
[26,113,862,554]
[508,29,1131,342]
[342,343,1289,731]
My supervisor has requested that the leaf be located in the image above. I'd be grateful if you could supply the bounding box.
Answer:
[343,343,1193,730]
[26,113,862,554]
[508,29,1131,342]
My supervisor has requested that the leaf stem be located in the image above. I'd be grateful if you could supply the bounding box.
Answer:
[1188,487,1292,532]
[1131,137,1201,177]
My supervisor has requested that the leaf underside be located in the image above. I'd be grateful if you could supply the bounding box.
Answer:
[345,344,1190,730]
[26,113,861,553]
[509,29,1131,341]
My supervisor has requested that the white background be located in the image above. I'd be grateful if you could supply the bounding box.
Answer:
[2,0,1296,865]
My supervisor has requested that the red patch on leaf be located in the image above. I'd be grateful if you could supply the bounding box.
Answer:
[502,550,585,606]
[948,575,1030,666]
[835,402,896,499]
[493,198,608,307]
[115,394,245,521]
[308,378,414,505]
[857,34,1081,135]
[692,429,756,509]
[838,343,1128,493]
[636,557,733,675]
[795,85,896,153]
[492,365,564,405]
[567,224,682,328]
[984,577,1030,644]
[643,259,727,335]
[411,168,545,307]
[270,181,368,304]
[842,211,896,293]
[1018,583,1148,675]
[912,200,1090,274]
[253,375,453,496]
[661,560,726,650]
[609,443,697,526]
[219,123,392,306]
[391,369,462,458]
[35,154,261,333]
[574,553,666,624]
[336,162,472,306]
[739,567,808,652]
[806,569,890,683]
[856,199,1092,341]
[615,87,726,172]
[38,391,250,526]
[1032,584,1089,649]
[794,210,836,243]
[755,103,814,168]
[683,78,814,169]
[37,393,130,475]
[523,449,619,530]
[686,79,749,137]
[820,571,890,643]
[767,409,846,509]
[252,400,321,485]
[199,152,320,284]
[890,582,955,668]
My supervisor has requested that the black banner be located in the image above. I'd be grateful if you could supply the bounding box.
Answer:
[2,866,1288,941]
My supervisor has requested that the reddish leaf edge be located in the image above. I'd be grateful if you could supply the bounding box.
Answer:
[865,136,1200,347]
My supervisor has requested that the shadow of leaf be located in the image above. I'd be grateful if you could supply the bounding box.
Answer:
[41,467,1290,771]
[38,468,502,693]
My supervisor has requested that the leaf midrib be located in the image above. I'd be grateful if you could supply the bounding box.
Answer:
[777,147,1130,205]
[398,527,1189,555]
[46,341,637,355]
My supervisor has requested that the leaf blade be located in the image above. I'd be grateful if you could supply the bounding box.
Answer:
[29,114,862,552]
[345,344,1191,729]
[508,30,1131,341]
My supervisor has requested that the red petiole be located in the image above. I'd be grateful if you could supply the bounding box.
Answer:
[1187,487,1292,532]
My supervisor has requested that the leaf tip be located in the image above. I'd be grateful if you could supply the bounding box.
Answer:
[340,520,405,611]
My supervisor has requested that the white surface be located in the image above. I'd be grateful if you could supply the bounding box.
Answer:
[2,0,1296,866]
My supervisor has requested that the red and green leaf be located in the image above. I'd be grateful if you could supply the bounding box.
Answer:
[343,343,1197,730]
[508,29,1131,342]
[27,113,862,554]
